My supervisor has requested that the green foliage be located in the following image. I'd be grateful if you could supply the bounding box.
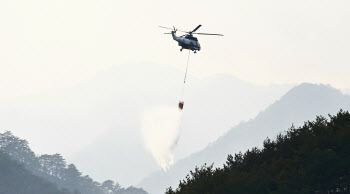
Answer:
[0,151,71,194]
[0,131,148,194]
[166,110,350,194]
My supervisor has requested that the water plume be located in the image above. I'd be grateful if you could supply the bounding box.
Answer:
[141,106,182,171]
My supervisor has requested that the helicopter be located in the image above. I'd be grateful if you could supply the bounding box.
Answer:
[159,25,223,53]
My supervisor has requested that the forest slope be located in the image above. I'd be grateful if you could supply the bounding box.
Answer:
[0,132,148,194]
[139,83,350,193]
[0,151,71,194]
[166,110,350,194]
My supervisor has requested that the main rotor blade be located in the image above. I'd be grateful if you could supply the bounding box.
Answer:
[191,24,202,33]
[159,26,174,30]
[164,33,172,34]
[193,32,223,36]
[159,26,188,33]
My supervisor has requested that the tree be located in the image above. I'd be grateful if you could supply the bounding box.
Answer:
[39,154,67,178]
[101,180,122,194]
[0,151,71,194]
[0,131,40,171]
[0,131,149,194]
[166,110,350,194]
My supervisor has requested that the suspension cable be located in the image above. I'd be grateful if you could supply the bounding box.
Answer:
[183,49,191,83]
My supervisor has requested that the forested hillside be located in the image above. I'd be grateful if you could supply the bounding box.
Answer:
[139,83,350,194]
[0,131,148,194]
[0,151,71,194]
[166,110,350,194]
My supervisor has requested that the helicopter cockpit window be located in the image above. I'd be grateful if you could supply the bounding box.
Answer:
[187,36,198,41]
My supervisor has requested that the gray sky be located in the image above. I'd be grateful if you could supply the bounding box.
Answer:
[1,0,350,186]
[1,0,350,97]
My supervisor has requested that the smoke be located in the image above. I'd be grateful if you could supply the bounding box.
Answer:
[141,106,182,171]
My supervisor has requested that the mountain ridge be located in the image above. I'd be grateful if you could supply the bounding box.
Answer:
[138,83,350,194]
[64,64,291,185]
[165,110,350,193]
[0,131,148,194]
[0,151,70,194]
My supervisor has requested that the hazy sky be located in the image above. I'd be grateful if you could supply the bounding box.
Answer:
[1,0,350,186]
[1,0,350,99]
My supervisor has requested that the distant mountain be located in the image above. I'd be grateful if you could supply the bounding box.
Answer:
[342,88,350,96]
[42,63,289,185]
[165,110,350,194]
[0,151,70,194]
[138,83,350,194]
[0,62,291,186]
[0,131,148,194]
[68,125,159,186]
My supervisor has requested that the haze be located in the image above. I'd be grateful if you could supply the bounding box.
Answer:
[1,0,350,188]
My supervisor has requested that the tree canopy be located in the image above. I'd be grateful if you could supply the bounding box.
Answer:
[0,131,148,194]
[166,110,350,194]
[0,151,71,194]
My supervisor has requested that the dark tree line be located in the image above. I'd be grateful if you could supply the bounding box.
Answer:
[0,131,148,194]
[0,151,71,194]
[166,110,350,194]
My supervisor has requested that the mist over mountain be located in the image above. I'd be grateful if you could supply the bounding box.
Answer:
[1,1,349,193]
[68,64,291,185]
[138,83,350,194]
[342,88,350,96]
[0,63,291,186]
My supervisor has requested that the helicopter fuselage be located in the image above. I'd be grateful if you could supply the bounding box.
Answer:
[172,31,201,52]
